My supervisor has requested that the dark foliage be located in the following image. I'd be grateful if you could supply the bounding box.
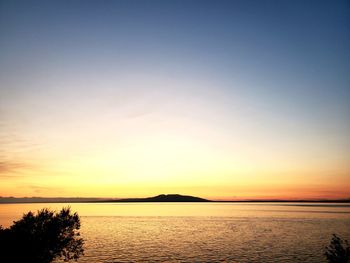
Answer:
[325,234,350,263]
[0,207,84,263]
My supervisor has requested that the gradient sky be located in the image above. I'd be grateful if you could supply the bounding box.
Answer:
[0,0,349,199]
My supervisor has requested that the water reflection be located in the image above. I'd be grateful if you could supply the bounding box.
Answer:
[1,202,350,227]
[1,203,350,262]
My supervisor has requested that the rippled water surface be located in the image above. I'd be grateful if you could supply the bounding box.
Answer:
[1,203,349,262]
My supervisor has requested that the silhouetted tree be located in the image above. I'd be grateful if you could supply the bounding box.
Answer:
[325,234,350,263]
[0,207,84,263]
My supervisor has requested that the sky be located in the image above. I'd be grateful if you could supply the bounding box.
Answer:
[0,0,349,199]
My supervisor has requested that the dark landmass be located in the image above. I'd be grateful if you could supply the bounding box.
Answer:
[214,199,350,203]
[108,194,210,202]
[0,197,107,204]
[1,194,349,203]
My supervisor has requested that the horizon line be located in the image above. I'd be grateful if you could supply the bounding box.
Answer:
[1,194,350,203]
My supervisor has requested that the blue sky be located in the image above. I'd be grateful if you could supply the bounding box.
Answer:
[0,0,349,198]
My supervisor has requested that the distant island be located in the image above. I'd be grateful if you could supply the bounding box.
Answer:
[109,194,210,202]
[1,194,349,203]
[0,194,209,203]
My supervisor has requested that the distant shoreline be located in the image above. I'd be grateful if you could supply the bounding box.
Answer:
[1,193,350,204]
[1,200,350,204]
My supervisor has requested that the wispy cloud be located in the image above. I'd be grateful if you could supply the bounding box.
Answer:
[27,185,62,195]
[0,160,33,177]
[0,161,27,172]
[0,120,44,178]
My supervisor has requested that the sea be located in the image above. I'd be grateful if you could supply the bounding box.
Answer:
[1,202,349,262]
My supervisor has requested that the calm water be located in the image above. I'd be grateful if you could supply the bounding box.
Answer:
[1,203,350,262]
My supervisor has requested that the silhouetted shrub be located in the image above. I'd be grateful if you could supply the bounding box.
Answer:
[0,207,84,263]
[325,234,350,263]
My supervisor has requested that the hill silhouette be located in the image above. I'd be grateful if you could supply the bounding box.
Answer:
[113,194,210,202]
[1,196,349,203]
